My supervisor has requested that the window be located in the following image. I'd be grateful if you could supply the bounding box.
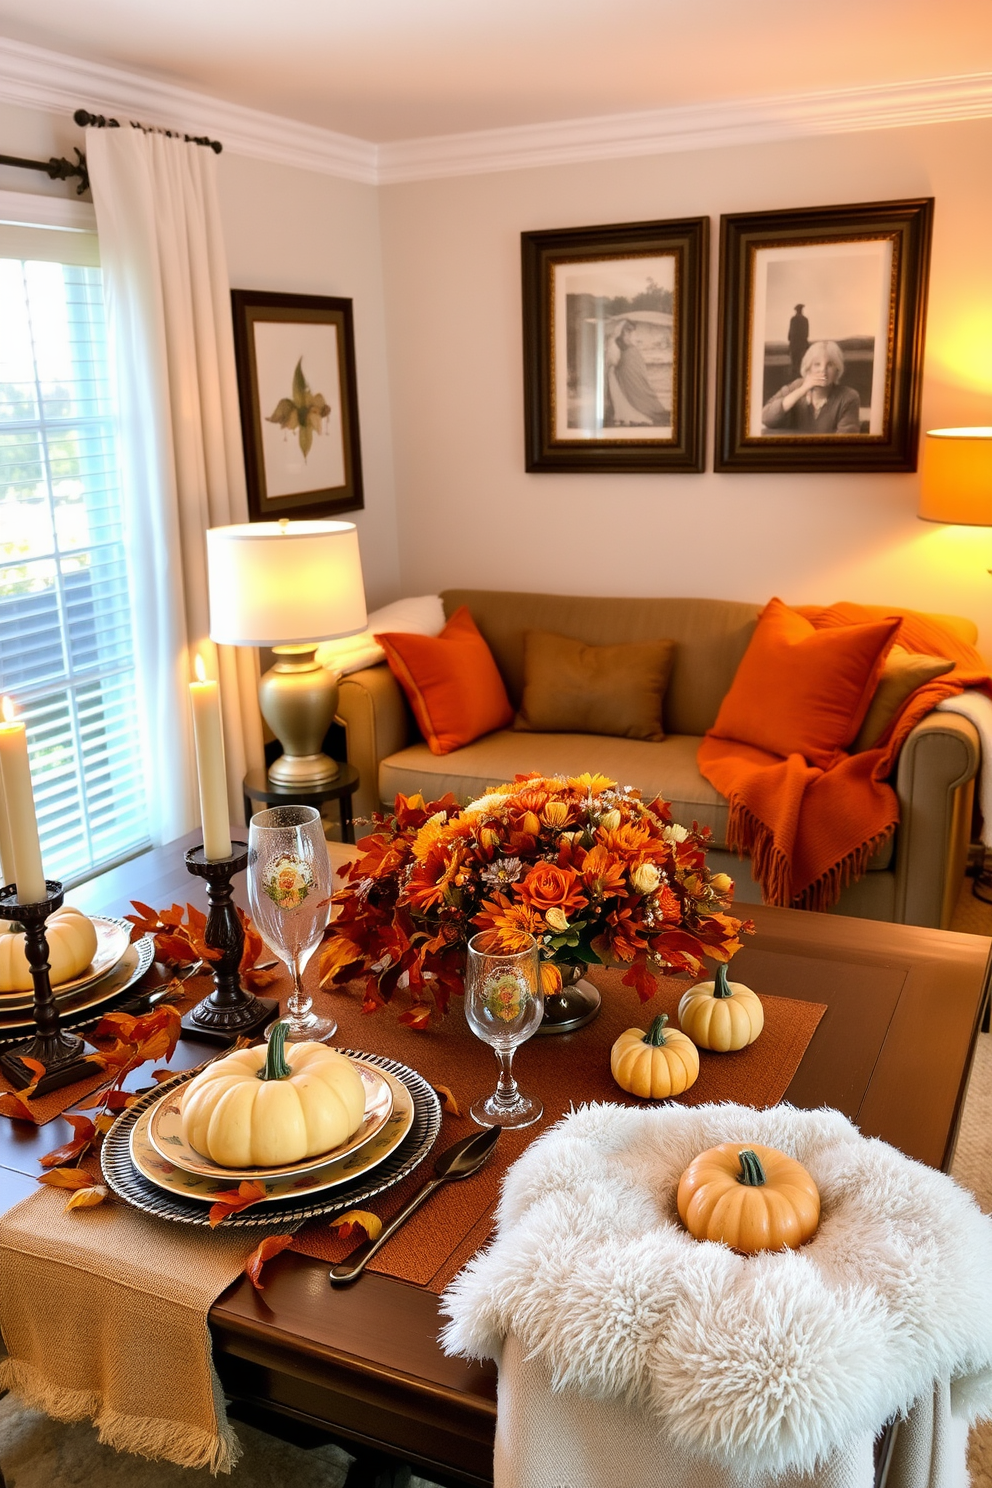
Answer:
[0,222,150,887]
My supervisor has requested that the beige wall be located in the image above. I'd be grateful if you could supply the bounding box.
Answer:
[0,99,401,609]
[379,119,992,652]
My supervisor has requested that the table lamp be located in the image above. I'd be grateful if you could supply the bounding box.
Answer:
[207,519,367,786]
[918,427,992,526]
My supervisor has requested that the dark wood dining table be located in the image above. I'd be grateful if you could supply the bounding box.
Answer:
[0,830,988,1488]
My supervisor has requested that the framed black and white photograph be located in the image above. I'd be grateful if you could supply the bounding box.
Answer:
[715,199,933,473]
[231,289,364,520]
[522,217,708,472]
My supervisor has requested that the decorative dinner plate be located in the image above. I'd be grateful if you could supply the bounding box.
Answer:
[0,935,155,1035]
[131,1065,414,1205]
[147,1057,395,1181]
[0,916,132,1007]
[102,1051,441,1227]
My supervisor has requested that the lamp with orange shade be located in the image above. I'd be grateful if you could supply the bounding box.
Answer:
[918,426,992,903]
[918,427,992,527]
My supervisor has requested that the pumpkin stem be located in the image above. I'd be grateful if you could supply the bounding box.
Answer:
[737,1148,766,1186]
[714,963,733,998]
[644,1014,669,1046]
[260,1019,292,1080]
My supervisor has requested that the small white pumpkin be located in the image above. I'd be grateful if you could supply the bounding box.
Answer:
[678,961,764,1052]
[0,906,98,992]
[180,1020,367,1168]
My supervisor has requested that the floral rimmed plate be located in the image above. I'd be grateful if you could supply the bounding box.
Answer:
[0,916,132,1007]
[0,935,155,1033]
[147,1058,394,1181]
[129,1065,414,1205]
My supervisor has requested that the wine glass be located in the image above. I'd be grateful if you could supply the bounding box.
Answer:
[464,931,544,1128]
[247,805,335,1042]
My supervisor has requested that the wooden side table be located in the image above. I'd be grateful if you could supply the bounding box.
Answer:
[242,762,361,844]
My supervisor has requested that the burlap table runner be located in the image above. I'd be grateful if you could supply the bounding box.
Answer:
[292,968,826,1292]
[0,1184,261,1472]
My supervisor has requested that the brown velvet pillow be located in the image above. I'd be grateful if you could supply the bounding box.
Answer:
[513,630,676,741]
[851,645,954,752]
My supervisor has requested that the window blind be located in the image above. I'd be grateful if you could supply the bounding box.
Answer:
[0,234,150,887]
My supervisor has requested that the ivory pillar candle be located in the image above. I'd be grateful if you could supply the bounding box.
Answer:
[0,698,47,903]
[189,658,232,862]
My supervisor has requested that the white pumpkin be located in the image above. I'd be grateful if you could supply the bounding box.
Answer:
[0,906,98,992]
[180,1020,366,1168]
[678,961,764,1052]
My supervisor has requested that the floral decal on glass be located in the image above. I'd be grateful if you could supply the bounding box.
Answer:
[263,853,315,911]
[483,972,530,1024]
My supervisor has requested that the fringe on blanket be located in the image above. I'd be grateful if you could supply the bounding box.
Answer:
[726,797,897,911]
[0,1356,243,1476]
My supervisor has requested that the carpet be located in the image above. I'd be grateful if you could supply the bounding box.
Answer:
[1,875,990,1487]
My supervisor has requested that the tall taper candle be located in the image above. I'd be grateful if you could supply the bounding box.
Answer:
[189,656,232,862]
[0,697,47,902]
[0,760,14,888]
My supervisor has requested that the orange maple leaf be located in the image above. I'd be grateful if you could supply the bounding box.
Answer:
[39,1115,96,1168]
[37,1166,95,1190]
[243,1233,295,1290]
[208,1180,267,1228]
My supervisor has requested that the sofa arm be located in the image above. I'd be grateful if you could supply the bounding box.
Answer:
[893,711,980,928]
[337,664,412,824]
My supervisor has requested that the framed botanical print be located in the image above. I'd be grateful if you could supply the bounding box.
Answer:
[521,217,708,472]
[715,198,933,472]
[231,289,364,520]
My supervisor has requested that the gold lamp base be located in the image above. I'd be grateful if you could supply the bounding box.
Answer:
[259,645,342,787]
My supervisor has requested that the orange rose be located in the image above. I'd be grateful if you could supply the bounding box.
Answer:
[517,862,586,917]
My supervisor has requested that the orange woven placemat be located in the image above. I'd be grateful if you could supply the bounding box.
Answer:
[291,969,827,1294]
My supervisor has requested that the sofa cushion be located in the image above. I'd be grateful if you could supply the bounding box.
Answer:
[514,631,675,741]
[379,731,731,840]
[852,646,954,752]
[709,598,900,769]
[441,590,758,736]
[376,606,513,756]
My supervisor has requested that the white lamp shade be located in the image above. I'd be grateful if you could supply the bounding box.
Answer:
[207,521,367,646]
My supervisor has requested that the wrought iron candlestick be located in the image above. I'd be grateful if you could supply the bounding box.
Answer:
[0,881,104,1093]
[180,843,278,1045]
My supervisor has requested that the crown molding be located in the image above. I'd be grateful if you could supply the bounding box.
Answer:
[0,35,377,183]
[0,34,989,188]
[377,72,992,183]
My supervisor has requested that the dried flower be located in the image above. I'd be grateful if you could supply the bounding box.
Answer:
[630,862,661,895]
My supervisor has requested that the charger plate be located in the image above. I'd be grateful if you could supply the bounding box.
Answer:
[0,935,155,1036]
[147,1057,396,1181]
[0,916,132,1007]
[102,1050,441,1227]
[133,1066,414,1205]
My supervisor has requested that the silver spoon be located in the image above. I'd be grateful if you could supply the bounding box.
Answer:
[329,1124,501,1285]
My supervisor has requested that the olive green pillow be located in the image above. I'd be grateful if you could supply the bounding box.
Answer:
[851,645,954,752]
[513,630,676,741]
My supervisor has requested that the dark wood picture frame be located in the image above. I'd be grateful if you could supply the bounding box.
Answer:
[231,289,364,520]
[522,217,708,473]
[715,198,933,473]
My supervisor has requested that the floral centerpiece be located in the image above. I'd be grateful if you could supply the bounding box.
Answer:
[320,772,750,1028]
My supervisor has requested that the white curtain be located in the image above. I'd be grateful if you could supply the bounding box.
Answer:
[86,127,264,846]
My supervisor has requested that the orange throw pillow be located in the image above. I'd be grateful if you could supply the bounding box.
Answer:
[709,597,900,768]
[376,605,513,756]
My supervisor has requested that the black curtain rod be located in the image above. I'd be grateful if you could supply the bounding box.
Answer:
[0,148,88,195]
[0,112,223,202]
[74,109,223,154]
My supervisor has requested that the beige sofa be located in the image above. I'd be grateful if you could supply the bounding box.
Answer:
[336,590,980,928]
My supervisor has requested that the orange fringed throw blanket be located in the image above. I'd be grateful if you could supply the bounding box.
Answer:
[698,603,992,910]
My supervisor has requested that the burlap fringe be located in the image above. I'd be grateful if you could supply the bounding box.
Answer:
[726,797,897,913]
[0,1356,242,1475]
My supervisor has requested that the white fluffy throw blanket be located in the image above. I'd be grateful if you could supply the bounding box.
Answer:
[441,1104,992,1486]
